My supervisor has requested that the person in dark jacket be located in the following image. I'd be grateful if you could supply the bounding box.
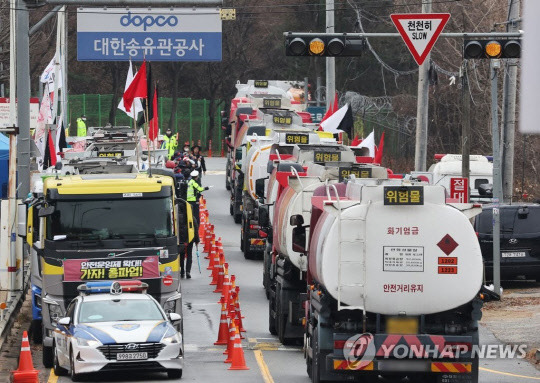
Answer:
[191,145,206,184]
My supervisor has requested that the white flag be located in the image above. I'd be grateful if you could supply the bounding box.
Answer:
[118,60,143,119]
[35,84,55,170]
[320,104,349,134]
[356,130,375,158]
[40,54,63,88]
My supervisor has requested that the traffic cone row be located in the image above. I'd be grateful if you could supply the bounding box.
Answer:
[201,207,249,371]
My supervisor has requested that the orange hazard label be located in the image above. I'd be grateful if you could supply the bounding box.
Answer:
[438,266,458,274]
[438,257,458,265]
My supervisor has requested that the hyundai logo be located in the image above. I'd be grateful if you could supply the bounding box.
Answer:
[120,12,178,31]
[509,238,518,244]
[125,343,139,350]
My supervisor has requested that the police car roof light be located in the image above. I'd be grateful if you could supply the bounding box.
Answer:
[117,280,148,293]
[77,280,148,295]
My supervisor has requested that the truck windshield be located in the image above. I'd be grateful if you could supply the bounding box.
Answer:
[79,299,164,323]
[47,197,173,240]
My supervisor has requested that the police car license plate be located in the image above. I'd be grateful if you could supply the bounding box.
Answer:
[502,251,526,258]
[116,352,148,361]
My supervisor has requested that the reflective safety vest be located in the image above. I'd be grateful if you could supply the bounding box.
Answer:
[161,135,178,160]
[76,118,87,137]
[187,178,204,202]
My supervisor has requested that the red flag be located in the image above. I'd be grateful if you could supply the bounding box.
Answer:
[350,135,360,146]
[332,92,339,114]
[148,85,159,142]
[123,61,147,113]
[321,102,334,123]
[374,131,385,164]
[48,130,57,166]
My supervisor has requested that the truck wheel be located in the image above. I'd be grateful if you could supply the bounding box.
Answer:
[43,341,54,368]
[311,328,322,383]
[234,213,242,224]
[263,253,271,299]
[276,284,294,346]
[229,203,234,216]
[268,299,277,335]
[31,320,42,344]
[226,176,231,191]
[240,228,244,252]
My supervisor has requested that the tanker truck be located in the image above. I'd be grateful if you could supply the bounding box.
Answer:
[294,179,483,383]
[264,161,388,344]
[241,129,336,259]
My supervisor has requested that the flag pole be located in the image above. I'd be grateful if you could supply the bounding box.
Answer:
[134,107,140,170]
[146,84,152,177]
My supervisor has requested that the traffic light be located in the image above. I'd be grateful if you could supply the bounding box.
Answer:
[285,33,365,57]
[463,39,521,59]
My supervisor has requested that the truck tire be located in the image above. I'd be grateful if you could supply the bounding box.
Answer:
[43,342,54,368]
[276,282,294,346]
[234,212,242,224]
[31,319,42,344]
[311,328,322,383]
[229,203,234,216]
[263,251,271,299]
[268,299,277,335]
[226,176,231,191]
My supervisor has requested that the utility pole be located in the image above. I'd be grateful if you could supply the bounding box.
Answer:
[501,0,520,202]
[414,0,432,171]
[325,0,335,109]
[15,0,30,198]
[491,59,503,297]
[461,61,470,183]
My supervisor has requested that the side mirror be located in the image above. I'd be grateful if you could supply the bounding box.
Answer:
[169,313,182,323]
[292,226,306,253]
[55,162,63,171]
[266,161,274,174]
[290,214,304,227]
[477,183,493,196]
[255,178,266,199]
[17,204,27,237]
[38,205,55,217]
[259,206,270,227]
[518,206,529,218]
[58,317,71,326]
[235,148,242,161]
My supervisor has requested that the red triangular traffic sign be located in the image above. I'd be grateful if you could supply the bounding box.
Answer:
[391,13,450,66]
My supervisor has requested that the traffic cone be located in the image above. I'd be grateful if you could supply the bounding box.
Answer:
[235,286,246,333]
[214,262,229,294]
[205,239,214,260]
[208,140,213,158]
[224,318,236,360]
[227,275,236,311]
[12,331,39,383]
[207,244,216,270]
[228,324,250,370]
[214,297,229,345]
[209,249,222,285]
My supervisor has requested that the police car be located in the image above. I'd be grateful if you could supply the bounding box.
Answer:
[52,281,183,381]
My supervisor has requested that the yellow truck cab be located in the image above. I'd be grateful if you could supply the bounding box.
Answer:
[29,173,193,367]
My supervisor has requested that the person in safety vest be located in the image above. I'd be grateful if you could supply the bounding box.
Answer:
[187,170,208,225]
[76,115,87,137]
[161,128,178,160]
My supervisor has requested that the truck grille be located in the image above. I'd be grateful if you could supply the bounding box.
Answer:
[97,343,165,360]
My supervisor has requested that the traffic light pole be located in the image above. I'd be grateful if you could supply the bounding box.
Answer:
[414,0,432,172]
[461,62,471,183]
[326,0,335,110]
[501,0,520,203]
[491,59,503,297]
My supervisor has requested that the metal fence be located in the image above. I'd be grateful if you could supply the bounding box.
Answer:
[68,94,224,153]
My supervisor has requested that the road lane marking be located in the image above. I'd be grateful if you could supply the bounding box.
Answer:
[206,171,226,175]
[47,369,58,383]
[254,350,274,383]
[480,367,540,380]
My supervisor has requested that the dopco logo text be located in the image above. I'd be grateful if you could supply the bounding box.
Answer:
[120,12,178,31]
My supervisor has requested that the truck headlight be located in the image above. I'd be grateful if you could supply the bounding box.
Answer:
[161,333,181,344]
[76,337,101,347]
[163,300,176,314]
[48,303,63,326]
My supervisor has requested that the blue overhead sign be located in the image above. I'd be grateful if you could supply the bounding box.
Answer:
[77,8,222,62]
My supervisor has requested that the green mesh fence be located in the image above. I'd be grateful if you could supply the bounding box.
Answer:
[68,94,224,154]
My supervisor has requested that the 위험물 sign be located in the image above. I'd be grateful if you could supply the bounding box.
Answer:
[77,8,222,61]
[384,186,424,206]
